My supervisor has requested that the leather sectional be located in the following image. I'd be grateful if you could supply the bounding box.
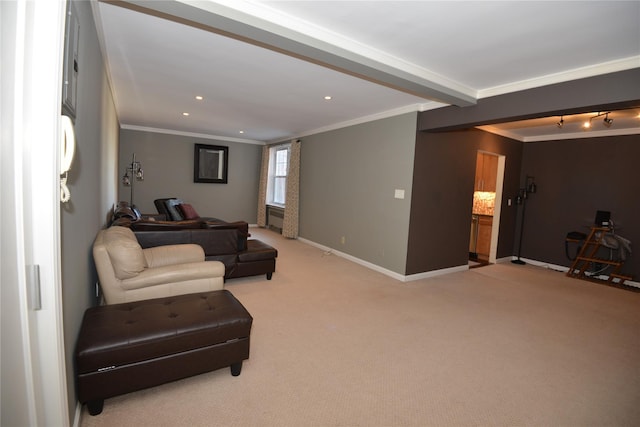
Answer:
[111,199,278,280]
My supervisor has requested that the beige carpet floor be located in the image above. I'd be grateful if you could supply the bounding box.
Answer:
[80,228,640,427]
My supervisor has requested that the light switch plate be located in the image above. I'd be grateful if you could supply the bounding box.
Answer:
[394,189,405,199]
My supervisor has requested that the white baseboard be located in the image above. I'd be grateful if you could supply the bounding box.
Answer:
[403,265,470,282]
[73,401,82,427]
[298,237,471,282]
[294,236,640,288]
[297,237,409,281]
[508,256,639,288]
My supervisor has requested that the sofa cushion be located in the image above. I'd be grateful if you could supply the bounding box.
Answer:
[238,240,278,262]
[178,203,200,220]
[103,226,147,279]
[203,221,249,251]
[135,230,191,249]
[190,229,239,255]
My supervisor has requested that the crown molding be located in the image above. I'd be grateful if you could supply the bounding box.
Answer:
[268,103,435,144]
[478,57,640,99]
[120,124,265,145]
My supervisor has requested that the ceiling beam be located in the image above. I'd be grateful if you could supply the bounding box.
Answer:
[418,68,640,132]
[103,0,477,107]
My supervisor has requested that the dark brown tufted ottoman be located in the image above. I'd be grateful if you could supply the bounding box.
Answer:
[75,290,252,415]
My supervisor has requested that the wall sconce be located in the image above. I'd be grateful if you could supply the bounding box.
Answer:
[122,153,144,206]
[513,175,537,265]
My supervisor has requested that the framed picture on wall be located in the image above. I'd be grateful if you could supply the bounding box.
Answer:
[194,144,229,183]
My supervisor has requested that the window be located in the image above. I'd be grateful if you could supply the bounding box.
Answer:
[268,144,290,206]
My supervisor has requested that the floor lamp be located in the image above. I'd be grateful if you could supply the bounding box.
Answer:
[122,153,144,206]
[512,175,537,265]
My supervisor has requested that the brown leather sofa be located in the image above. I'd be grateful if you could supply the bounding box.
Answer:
[112,200,278,280]
[133,226,277,280]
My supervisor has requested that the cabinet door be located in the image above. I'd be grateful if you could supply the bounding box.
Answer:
[477,216,493,257]
[482,154,498,192]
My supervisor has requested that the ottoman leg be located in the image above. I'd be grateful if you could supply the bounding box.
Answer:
[87,399,104,416]
[266,272,273,280]
[230,361,243,376]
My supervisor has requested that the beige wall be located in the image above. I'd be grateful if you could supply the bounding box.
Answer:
[119,129,263,222]
[60,1,119,422]
[299,112,417,274]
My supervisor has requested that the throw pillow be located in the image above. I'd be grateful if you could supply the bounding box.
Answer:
[178,203,200,220]
[167,199,184,221]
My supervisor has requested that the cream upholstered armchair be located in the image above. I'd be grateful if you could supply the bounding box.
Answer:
[93,226,225,304]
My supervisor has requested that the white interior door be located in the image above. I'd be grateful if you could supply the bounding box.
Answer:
[1,1,69,425]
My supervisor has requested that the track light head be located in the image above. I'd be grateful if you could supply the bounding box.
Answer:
[556,117,564,128]
[603,113,613,127]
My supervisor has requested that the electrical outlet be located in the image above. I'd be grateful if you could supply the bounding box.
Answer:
[340,236,346,245]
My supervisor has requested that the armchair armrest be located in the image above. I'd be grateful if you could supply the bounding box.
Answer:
[121,261,225,291]
[143,244,204,268]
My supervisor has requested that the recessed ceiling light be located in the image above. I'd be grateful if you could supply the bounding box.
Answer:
[195,95,203,100]
[239,130,244,134]
[324,96,332,100]
[182,112,190,116]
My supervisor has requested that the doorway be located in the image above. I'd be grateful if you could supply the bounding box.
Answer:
[469,151,505,267]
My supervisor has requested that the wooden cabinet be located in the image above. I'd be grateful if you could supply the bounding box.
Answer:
[476,215,493,258]
[474,153,498,192]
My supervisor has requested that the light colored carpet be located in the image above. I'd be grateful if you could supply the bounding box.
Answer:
[80,228,640,427]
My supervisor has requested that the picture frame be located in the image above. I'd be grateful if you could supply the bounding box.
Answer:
[194,144,229,183]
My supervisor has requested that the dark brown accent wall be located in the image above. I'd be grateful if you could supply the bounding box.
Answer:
[407,130,640,280]
[520,134,640,277]
[413,68,640,281]
[406,129,522,274]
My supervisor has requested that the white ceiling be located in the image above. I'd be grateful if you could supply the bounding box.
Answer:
[93,1,640,144]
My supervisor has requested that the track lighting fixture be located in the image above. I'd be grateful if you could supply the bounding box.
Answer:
[583,111,613,130]
[556,116,564,128]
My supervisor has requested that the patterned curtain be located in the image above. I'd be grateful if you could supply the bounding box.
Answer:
[256,145,269,227]
[282,139,301,238]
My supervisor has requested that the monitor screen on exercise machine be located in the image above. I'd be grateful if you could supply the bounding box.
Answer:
[594,210,611,226]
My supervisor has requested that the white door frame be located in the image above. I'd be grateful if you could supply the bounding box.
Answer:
[1,0,69,425]
[489,155,506,263]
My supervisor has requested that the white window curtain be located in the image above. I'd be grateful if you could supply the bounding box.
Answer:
[256,145,269,227]
[282,139,301,238]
